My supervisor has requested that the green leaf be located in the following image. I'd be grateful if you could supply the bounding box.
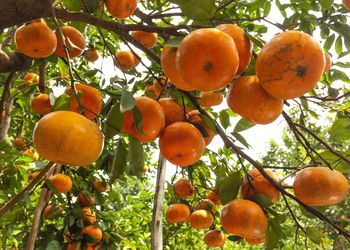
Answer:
[324,34,335,51]
[57,58,68,76]
[219,110,230,129]
[319,0,333,10]
[53,94,71,111]
[198,114,217,133]
[110,139,128,182]
[46,240,61,250]
[63,0,82,11]
[234,118,256,133]
[251,194,273,208]
[305,227,323,245]
[120,88,135,113]
[132,106,144,135]
[127,136,145,176]
[104,103,123,139]
[218,172,242,205]
[232,132,251,148]
[335,36,343,56]
[330,116,350,142]
[166,37,185,47]
[176,0,216,20]
[317,151,350,174]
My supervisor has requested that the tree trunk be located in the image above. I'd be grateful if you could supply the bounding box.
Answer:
[151,155,167,250]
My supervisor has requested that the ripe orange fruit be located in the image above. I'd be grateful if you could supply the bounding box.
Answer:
[343,0,350,10]
[256,30,325,99]
[174,179,194,198]
[195,199,216,212]
[12,137,25,149]
[49,173,73,193]
[189,210,214,230]
[220,199,268,240]
[227,76,284,124]
[65,83,103,120]
[115,51,140,71]
[31,94,52,116]
[198,91,223,108]
[240,169,280,203]
[67,242,95,250]
[24,72,39,87]
[161,45,194,91]
[216,24,252,75]
[204,230,226,247]
[207,190,221,205]
[324,52,332,73]
[82,225,103,243]
[187,110,215,146]
[153,77,168,97]
[166,203,190,223]
[159,122,205,167]
[81,207,95,224]
[55,26,86,58]
[246,237,265,245]
[15,19,57,58]
[83,48,100,62]
[93,181,108,192]
[293,166,349,206]
[78,192,96,206]
[1,111,5,121]
[22,149,39,161]
[176,28,239,91]
[131,31,158,48]
[33,111,104,166]
[145,85,156,98]
[121,96,165,142]
[28,171,40,181]
[159,98,184,126]
[105,0,138,18]
[43,204,62,219]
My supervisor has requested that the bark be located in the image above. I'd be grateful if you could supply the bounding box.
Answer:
[151,155,167,250]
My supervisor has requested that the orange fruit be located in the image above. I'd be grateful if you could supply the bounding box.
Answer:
[324,52,332,73]
[131,31,158,48]
[153,77,168,97]
[65,83,103,120]
[240,169,280,203]
[216,24,252,75]
[293,166,349,206]
[256,30,325,99]
[220,199,268,240]
[246,237,265,245]
[145,85,156,98]
[189,210,214,230]
[187,110,215,146]
[67,242,95,250]
[198,91,223,108]
[159,122,205,167]
[121,96,165,142]
[82,225,103,243]
[12,137,25,149]
[160,45,194,91]
[22,149,39,161]
[55,26,86,58]
[15,19,57,58]
[33,111,104,166]
[1,111,5,121]
[78,193,96,207]
[204,230,226,247]
[24,72,39,87]
[173,179,194,198]
[93,181,108,192]
[195,199,216,212]
[115,51,140,71]
[227,76,284,124]
[159,98,184,126]
[207,190,221,205]
[49,173,73,193]
[105,0,138,18]
[31,94,52,116]
[176,28,239,91]
[166,203,190,223]
[43,204,62,219]
[343,0,350,9]
[28,171,40,181]
[83,48,100,62]
[81,207,95,224]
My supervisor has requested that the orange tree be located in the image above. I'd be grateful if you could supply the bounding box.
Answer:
[0,0,350,249]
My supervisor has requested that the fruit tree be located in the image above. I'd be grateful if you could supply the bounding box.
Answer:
[0,0,350,249]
